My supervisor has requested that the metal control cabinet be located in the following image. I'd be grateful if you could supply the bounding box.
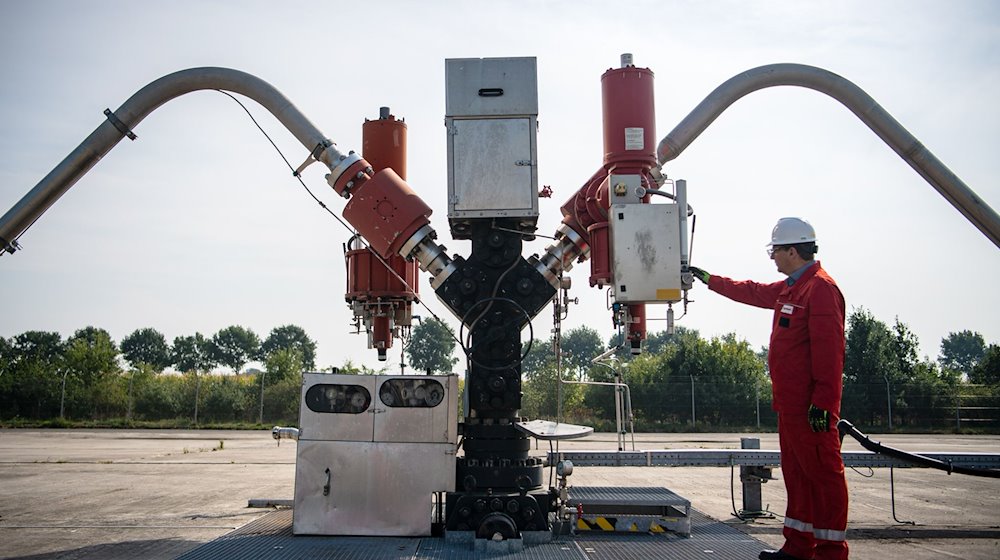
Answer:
[445,57,539,233]
[293,373,458,536]
[609,203,683,303]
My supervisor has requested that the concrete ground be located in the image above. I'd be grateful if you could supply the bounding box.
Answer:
[0,429,998,559]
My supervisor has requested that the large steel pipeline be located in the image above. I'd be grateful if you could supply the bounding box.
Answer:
[0,67,348,254]
[656,63,1000,249]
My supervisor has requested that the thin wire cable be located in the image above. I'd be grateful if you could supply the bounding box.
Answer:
[462,252,524,349]
[459,227,537,372]
[849,464,875,478]
[489,224,556,240]
[215,90,462,348]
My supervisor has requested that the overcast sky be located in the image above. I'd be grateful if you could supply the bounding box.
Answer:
[1,0,998,374]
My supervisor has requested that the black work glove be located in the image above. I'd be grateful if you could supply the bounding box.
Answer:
[688,266,710,285]
[808,404,830,432]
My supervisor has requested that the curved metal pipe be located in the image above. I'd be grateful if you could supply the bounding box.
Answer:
[657,63,1000,249]
[0,67,347,253]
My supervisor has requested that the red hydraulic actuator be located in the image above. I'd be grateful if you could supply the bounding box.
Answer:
[596,57,658,351]
[601,63,656,170]
[557,58,657,286]
[344,108,420,361]
[362,107,407,181]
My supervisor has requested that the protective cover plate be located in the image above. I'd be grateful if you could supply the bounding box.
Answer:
[609,203,682,303]
[515,419,593,440]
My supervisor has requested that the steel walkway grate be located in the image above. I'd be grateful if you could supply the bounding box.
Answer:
[176,508,769,559]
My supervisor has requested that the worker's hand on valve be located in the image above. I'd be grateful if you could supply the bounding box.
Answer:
[688,266,711,285]
[808,404,830,432]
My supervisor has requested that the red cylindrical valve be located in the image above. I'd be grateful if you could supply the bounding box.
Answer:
[345,238,418,301]
[627,304,646,354]
[587,222,610,287]
[559,169,612,247]
[352,107,418,298]
[601,65,656,169]
[363,108,407,180]
[372,314,391,361]
[344,108,422,361]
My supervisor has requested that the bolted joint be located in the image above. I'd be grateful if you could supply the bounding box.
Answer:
[533,224,589,289]
[326,152,372,197]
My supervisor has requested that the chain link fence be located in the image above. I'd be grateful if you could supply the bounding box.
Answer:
[540,379,1000,433]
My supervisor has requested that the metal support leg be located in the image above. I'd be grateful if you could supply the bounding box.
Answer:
[739,437,775,519]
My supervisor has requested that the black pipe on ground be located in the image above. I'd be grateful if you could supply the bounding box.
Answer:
[837,419,1000,479]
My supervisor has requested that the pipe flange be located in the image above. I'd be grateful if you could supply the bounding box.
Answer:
[398,224,434,257]
[429,260,457,290]
[326,152,369,196]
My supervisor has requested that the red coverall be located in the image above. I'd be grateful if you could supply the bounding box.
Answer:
[708,261,848,560]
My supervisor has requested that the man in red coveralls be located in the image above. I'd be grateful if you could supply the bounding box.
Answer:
[689,217,848,560]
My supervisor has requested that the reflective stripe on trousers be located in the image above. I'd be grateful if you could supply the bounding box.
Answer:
[784,516,812,534]
[785,517,847,542]
[814,527,848,542]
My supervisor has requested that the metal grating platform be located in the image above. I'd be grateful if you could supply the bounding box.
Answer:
[176,507,768,559]
[568,485,692,536]
[568,486,690,511]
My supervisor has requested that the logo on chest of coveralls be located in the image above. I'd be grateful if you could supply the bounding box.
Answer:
[778,303,795,328]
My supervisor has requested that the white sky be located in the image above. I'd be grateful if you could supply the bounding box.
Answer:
[1,0,998,374]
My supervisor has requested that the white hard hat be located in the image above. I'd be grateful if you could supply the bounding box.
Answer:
[767,217,817,246]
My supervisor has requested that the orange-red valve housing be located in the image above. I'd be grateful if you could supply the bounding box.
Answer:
[602,62,657,350]
[627,303,646,352]
[601,65,656,170]
[342,108,423,360]
[587,222,610,287]
[342,168,432,259]
[362,112,407,180]
[345,238,419,301]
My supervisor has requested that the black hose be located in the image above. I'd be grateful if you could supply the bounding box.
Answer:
[837,419,1000,479]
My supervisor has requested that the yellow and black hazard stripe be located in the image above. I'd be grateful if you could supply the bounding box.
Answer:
[575,516,671,533]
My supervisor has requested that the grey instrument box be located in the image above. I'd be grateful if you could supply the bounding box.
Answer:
[609,203,684,303]
[445,57,539,231]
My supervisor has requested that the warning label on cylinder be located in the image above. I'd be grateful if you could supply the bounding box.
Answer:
[624,127,644,150]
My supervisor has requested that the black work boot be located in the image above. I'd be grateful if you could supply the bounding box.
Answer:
[759,550,809,560]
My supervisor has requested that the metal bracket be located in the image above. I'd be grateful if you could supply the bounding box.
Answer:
[103,109,136,140]
[293,139,334,177]
[1,235,20,254]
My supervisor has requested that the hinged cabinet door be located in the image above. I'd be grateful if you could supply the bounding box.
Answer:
[449,118,536,216]
[297,373,376,442]
[374,375,458,443]
[610,203,683,303]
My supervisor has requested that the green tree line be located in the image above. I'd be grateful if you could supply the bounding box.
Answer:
[520,310,1000,432]
[0,324,319,424]
[2,310,998,431]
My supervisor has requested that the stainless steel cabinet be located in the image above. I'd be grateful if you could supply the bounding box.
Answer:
[445,57,539,227]
[293,373,458,536]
